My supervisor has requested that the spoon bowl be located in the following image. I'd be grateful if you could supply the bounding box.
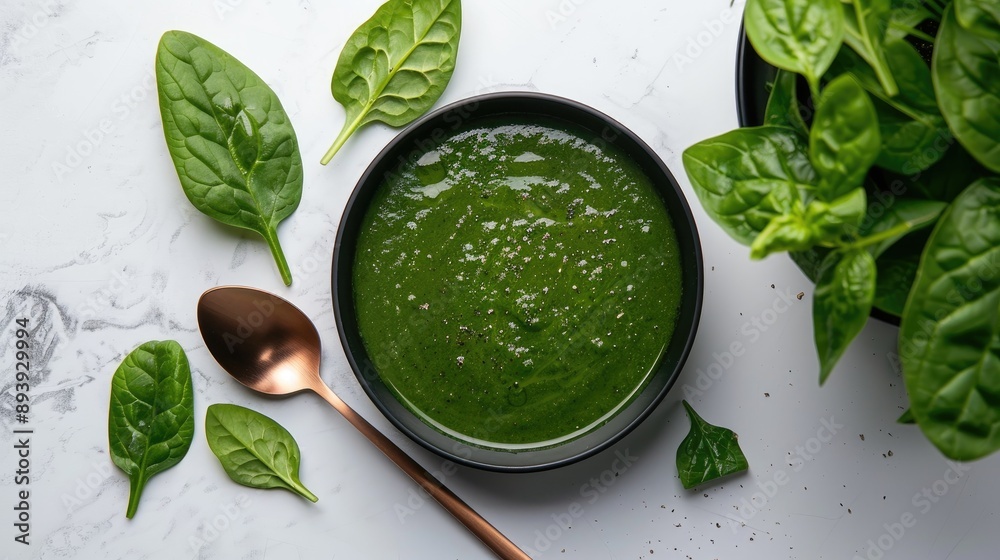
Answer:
[198,286,321,396]
[197,286,529,560]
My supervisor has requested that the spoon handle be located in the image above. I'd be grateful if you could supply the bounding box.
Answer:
[309,381,531,560]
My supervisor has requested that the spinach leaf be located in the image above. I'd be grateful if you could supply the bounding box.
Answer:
[752,188,868,260]
[900,178,1000,460]
[829,39,948,174]
[791,246,832,283]
[205,404,318,502]
[682,126,813,245]
[873,248,919,317]
[886,0,934,42]
[933,6,1000,173]
[897,408,916,424]
[156,30,302,286]
[842,0,898,96]
[956,0,1000,40]
[814,249,877,383]
[321,0,462,164]
[744,0,845,94]
[764,69,808,136]
[858,198,946,257]
[809,74,881,200]
[883,143,990,202]
[676,401,749,489]
[751,212,813,259]
[108,340,195,518]
[806,187,868,241]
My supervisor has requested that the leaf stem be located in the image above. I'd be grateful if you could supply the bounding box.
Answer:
[125,474,144,519]
[292,481,319,503]
[320,113,365,165]
[807,75,822,108]
[263,227,293,286]
[850,0,899,96]
[850,221,915,250]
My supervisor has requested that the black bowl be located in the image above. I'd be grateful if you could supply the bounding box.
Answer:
[332,92,704,472]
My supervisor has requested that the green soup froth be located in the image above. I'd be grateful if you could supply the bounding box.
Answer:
[353,117,682,449]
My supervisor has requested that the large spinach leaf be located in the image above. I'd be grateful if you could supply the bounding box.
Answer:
[744,0,844,94]
[809,74,881,199]
[956,0,1000,40]
[156,31,302,286]
[205,404,318,502]
[109,340,195,518]
[901,178,1000,460]
[682,126,813,245]
[321,0,462,164]
[676,401,749,489]
[932,6,1000,173]
[814,249,877,383]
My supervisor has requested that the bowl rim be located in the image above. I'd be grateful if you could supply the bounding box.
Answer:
[331,91,704,472]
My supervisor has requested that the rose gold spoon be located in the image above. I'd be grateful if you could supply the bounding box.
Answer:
[197,286,529,560]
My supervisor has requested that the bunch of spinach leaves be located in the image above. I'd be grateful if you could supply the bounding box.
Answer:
[683,0,1000,461]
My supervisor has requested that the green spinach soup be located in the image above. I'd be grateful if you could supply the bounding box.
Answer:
[353,116,682,449]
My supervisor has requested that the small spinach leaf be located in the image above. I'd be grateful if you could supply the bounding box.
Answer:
[830,40,948,174]
[751,188,868,260]
[751,212,813,260]
[321,0,462,164]
[109,340,195,519]
[764,69,808,136]
[676,401,749,489]
[745,0,845,93]
[933,6,1000,172]
[814,249,877,383]
[682,126,813,245]
[205,403,318,502]
[809,74,881,200]
[156,30,302,286]
[805,188,868,241]
[901,178,1000,461]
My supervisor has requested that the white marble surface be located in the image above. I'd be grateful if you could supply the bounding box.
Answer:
[1,0,997,559]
